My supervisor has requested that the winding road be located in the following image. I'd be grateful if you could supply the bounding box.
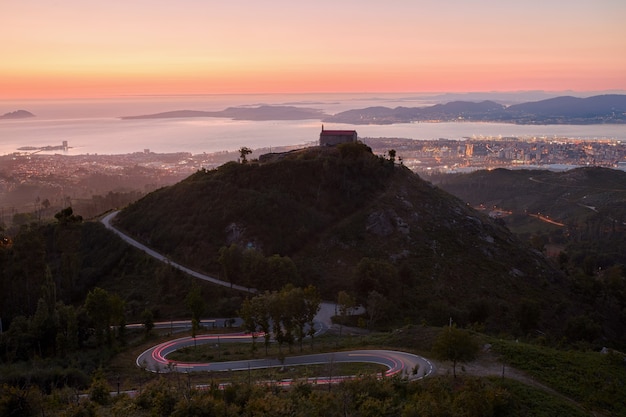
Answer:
[102,210,435,382]
[136,332,434,381]
[102,211,255,293]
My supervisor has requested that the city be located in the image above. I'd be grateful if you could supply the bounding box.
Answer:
[2,135,626,226]
[365,136,626,174]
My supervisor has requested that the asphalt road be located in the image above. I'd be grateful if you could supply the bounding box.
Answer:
[101,211,255,293]
[136,333,435,380]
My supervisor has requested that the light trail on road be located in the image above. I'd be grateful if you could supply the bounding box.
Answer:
[136,333,435,381]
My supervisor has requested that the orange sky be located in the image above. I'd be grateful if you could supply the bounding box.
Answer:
[2,0,625,99]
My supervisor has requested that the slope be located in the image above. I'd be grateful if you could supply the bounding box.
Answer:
[114,143,571,334]
[435,167,626,346]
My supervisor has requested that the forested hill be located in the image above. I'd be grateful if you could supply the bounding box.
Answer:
[114,143,575,335]
[433,166,626,346]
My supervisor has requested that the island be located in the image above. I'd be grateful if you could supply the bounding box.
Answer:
[0,110,35,120]
[121,105,327,121]
[119,95,626,125]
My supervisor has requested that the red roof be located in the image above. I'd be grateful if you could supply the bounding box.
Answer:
[320,130,357,135]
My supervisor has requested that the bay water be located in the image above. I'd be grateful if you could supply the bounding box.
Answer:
[1,93,624,156]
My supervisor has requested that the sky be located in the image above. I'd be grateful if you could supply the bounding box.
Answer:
[1,0,625,99]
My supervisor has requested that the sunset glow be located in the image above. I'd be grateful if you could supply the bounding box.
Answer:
[2,0,625,99]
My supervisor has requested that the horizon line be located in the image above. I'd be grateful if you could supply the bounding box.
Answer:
[3,89,626,102]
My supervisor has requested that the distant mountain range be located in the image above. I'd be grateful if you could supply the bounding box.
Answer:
[324,94,626,125]
[121,94,626,125]
[0,110,35,120]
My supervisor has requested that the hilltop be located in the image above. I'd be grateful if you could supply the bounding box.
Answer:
[114,143,576,335]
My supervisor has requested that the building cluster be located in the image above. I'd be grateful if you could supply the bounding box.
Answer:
[364,137,626,173]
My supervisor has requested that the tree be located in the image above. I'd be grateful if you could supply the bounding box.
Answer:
[265,254,299,290]
[278,289,297,352]
[366,290,389,330]
[29,298,57,357]
[84,287,115,345]
[432,325,479,378]
[239,146,252,164]
[185,284,206,342]
[251,294,272,355]
[3,316,33,361]
[238,298,259,353]
[110,293,126,345]
[565,314,602,343]
[337,291,356,337]
[0,384,43,417]
[353,258,397,301]
[218,244,243,287]
[89,368,111,406]
[516,299,540,335]
[142,308,155,337]
[302,285,321,349]
[241,248,265,289]
[268,291,287,352]
[55,303,79,356]
[54,207,82,224]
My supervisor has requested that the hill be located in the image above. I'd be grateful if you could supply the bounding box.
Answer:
[120,94,626,124]
[114,143,579,336]
[506,94,626,117]
[435,167,626,253]
[323,94,626,124]
[435,167,626,345]
[0,109,35,120]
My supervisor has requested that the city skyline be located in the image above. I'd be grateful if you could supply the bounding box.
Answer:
[2,0,625,99]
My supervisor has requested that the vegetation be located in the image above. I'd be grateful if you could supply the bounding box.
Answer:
[493,339,626,416]
[0,372,593,417]
[239,285,320,353]
[2,147,626,415]
[435,166,626,347]
[0,209,243,394]
[432,324,480,378]
[114,143,577,338]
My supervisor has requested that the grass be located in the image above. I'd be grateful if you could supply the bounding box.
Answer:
[487,377,590,417]
[167,339,388,381]
[193,362,388,385]
[492,339,626,416]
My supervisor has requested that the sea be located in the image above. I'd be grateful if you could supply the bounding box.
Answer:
[1,93,625,156]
